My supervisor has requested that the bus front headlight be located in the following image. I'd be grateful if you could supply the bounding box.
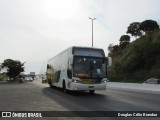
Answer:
[72,79,80,83]
[101,80,107,83]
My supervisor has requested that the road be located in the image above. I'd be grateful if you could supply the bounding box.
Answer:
[0,79,160,120]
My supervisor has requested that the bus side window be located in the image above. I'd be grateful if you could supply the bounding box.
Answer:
[55,71,61,82]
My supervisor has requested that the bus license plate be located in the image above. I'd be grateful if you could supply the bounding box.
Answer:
[89,86,94,88]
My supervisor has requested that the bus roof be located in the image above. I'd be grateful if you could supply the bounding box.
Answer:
[48,46,105,62]
[73,46,105,57]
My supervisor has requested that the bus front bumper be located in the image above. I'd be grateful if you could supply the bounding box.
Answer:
[69,82,106,91]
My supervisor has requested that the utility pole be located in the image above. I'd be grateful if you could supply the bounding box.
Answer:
[89,17,96,47]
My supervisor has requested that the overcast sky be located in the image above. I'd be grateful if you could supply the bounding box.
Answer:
[0,0,160,74]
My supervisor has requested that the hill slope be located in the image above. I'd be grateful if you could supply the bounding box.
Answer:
[108,30,160,83]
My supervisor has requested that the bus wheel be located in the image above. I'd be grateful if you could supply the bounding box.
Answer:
[63,81,67,93]
[89,90,95,94]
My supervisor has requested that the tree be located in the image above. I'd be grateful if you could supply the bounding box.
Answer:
[112,45,120,53]
[119,35,130,44]
[120,42,130,50]
[107,44,121,57]
[108,43,114,53]
[139,20,159,33]
[127,22,142,37]
[1,59,25,80]
[119,35,130,49]
[112,45,121,57]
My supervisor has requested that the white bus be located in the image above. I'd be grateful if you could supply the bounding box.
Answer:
[46,46,112,94]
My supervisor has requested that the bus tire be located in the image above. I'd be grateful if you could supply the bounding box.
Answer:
[89,90,95,94]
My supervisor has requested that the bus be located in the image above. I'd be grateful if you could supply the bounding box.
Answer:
[46,46,112,94]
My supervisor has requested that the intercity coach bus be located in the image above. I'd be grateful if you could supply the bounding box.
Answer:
[46,46,112,94]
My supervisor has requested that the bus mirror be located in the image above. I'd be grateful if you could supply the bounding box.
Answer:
[68,60,72,70]
[68,55,73,69]
[70,55,73,64]
[106,57,112,67]
[67,69,72,79]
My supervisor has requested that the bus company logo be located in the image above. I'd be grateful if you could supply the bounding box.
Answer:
[2,112,11,117]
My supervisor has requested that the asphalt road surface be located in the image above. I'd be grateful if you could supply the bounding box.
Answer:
[0,79,160,120]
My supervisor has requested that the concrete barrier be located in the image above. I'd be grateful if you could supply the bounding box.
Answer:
[107,82,160,91]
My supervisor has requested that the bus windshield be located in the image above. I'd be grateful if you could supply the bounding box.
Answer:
[73,57,106,78]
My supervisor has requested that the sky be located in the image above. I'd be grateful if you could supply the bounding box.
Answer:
[0,0,160,74]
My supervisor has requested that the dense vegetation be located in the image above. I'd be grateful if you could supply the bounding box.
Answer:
[0,59,25,80]
[108,20,160,83]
